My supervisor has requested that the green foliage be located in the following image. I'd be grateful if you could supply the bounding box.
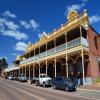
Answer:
[96,77,100,83]
[0,57,8,69]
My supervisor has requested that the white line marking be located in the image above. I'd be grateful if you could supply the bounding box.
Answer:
[2,81,46,100]
[0,79,98,100]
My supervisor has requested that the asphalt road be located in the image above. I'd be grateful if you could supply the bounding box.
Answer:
[0,78,100,100]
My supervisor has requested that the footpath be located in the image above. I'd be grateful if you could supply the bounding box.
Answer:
[78,84,100,91]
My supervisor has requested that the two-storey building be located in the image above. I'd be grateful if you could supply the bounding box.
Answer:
[19,10,100,85]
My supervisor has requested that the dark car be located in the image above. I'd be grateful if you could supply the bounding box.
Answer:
[52,76,76,91]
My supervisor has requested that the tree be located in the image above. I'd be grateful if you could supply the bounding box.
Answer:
[0,57,8,76]
[0,57,8,69]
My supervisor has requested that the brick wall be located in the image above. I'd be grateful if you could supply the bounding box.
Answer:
[87,26,100,81]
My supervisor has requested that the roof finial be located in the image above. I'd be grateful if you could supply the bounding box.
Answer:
[67,10,78,21]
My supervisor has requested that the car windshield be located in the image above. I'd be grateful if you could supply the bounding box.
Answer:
[42,75,48,78]
[20,74,25,77]
[65,78,72,82]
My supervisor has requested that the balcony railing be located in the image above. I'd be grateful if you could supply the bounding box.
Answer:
[56,43,66,52]
[20,37,88,64]
[40,51,46,58]
[67,37,81,49]
[47,48,55,56]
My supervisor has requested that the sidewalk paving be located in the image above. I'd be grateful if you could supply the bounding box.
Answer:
[78,85,100,91]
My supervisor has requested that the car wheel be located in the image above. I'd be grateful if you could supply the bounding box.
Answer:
[65,86,68,92]
[35,81,39,86]
[53,85,56,89]
[43,82,46,87]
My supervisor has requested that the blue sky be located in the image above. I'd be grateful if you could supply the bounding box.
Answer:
[0,0,100,66]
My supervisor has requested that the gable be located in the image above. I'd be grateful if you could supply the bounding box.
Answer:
[67,10,78,21]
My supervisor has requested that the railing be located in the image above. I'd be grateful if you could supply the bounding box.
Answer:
[40,51,46,58]
[20,37,88,64]
[56,43,66,52]
[81,37,88,47]
[67,37,81,49]
[47,48,55,56]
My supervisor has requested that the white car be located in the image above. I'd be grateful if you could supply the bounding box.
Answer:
[31,74,52,87]
[8,75,14,80]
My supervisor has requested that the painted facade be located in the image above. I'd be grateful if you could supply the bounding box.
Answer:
[19,10,100,85]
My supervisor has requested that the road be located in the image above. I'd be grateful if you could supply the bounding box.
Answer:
[0,78,100,100]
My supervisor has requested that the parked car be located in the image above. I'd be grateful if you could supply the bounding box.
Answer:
[8,75,14,80]
[52,76,76,91]
[18,74,27,82]
[31,74,52,87]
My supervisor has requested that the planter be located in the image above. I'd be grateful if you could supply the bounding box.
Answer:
[95,83,100,87]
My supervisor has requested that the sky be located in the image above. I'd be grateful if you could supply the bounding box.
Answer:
[0,0,100,66]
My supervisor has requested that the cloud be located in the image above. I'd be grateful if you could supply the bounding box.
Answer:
[65,3,85,16]
[14,41,27,51]
[38,33,42,38]
[68,3,85,12]
[0,56,8,60]
[12,53,18,56]
[20,19,39,30]
[20,20,31,29]
[30,19,39,29]
[4,20,19,31]
[4,11,16,18]
[0,17,28,40]
[0,18,19,31]
[2,30,28,40]
[89,15,100,24]
[19,19,40,32]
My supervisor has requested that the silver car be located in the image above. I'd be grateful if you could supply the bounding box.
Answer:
[18,74,27,82]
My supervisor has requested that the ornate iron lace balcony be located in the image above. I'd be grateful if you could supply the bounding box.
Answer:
[20,37,88,64]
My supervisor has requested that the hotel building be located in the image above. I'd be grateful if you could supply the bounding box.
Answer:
[19,10,100,85]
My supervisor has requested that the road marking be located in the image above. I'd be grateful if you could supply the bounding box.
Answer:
[1,81,46,100]
[0,79,98,100]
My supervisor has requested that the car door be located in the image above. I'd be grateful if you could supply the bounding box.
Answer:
[56,77,63,89]
[61,79,66,90]
[54,77,59,88]
[39,75,44,85]
[59,78,65,89]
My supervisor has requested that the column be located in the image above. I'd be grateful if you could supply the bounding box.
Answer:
[22,67,23,74]
[80,26,85,85]
[55,58,56,77]
[29,52,30,58]
[39,47,40,57]
[25,66,26,77]
[29,65,30,80]
[39,63,40,76]
[19,68,20,75]
[12,71,13,76]
[34,50,35,56]
[54,39,56,52]
[65,32,68,78]
[66,54,68,78]
[80,26,82,45]
[33,64,34,78]
[46,43,47,55]
[82,49,85,85]
[46,59,47,75]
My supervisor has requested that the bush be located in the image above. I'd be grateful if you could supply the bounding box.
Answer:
[96,77,100,83]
